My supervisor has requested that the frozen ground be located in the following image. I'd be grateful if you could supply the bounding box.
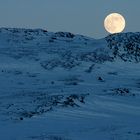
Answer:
[0,28,140,140]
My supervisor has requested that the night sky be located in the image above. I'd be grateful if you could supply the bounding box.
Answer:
[0,0,139,38]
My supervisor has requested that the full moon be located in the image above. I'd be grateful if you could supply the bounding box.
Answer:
[104,13,126,34]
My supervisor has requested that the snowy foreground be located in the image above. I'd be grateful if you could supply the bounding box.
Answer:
[0,28,140,140]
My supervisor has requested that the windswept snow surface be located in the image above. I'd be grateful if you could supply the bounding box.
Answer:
[0,28,140,140]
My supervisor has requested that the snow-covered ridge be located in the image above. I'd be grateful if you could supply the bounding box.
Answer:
[0,28,95,47]
[1,28,140,63]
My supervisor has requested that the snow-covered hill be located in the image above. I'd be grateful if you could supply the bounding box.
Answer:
[0,28,140,140]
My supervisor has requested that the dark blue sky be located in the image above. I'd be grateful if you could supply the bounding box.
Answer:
[0,0,140,38]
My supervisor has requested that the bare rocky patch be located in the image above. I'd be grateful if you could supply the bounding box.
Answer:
[105,88,136,96]
[0,92,89,121]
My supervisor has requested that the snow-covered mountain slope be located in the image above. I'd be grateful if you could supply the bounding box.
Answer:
[0,28,140,140]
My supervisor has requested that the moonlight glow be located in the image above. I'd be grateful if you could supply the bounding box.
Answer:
[104,13,126,34]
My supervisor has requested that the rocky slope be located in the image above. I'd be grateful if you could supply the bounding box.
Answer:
[106,32,140,62]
